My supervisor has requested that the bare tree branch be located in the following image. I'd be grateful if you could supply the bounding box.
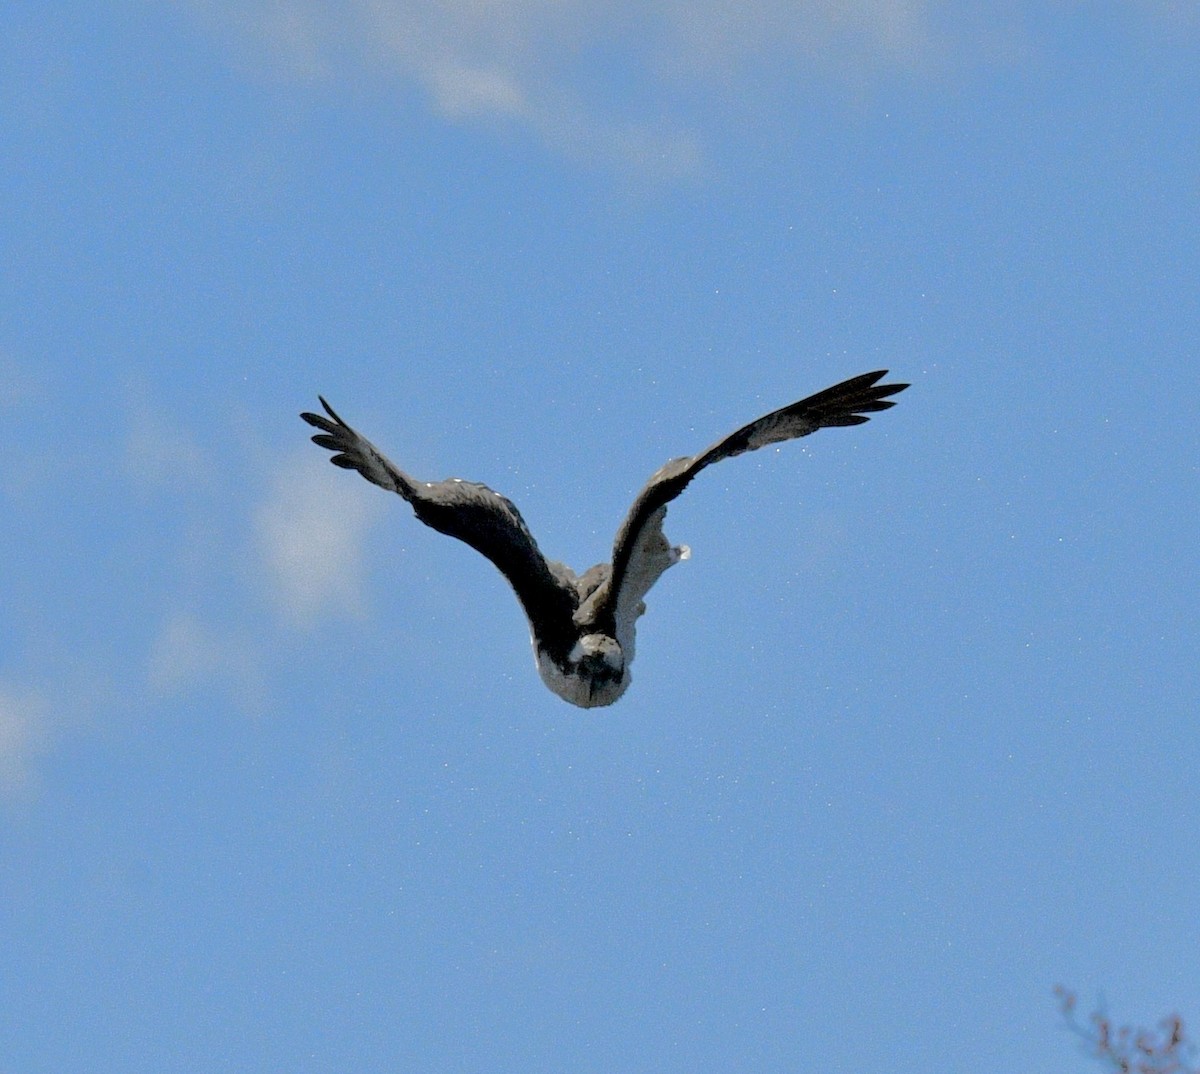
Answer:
[1056,987,1199,1074]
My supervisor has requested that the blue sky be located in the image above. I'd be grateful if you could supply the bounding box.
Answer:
[2,3,1197,1071]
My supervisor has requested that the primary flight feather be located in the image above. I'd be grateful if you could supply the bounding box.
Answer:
[301,370,908,707]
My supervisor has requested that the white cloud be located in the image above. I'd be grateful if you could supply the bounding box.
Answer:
[189,0,949,86]
[176,1,1193,172]
[0,401,382,791]
[656,0,939,73]
[424,61,531,119]
[147,612,267,714]
[147,613,226,693]
[176,0,715,173]
[137,450,382,717]
[254,455,383,627]
[123,398,212,492]
[1149,0,1200,28]
[0,687,49,799]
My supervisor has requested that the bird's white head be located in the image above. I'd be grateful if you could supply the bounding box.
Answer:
[535,632,628,708]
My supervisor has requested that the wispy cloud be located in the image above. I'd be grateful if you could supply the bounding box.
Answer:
[139,451,382,719]
[147,612,267,713]
[654,0,941,74]
[148,614,223,692]
[186,1,1119,175]
[123,397,212,492]
[254,455,383,628]
[1,386,388,794]
[176,0,756,174]
[0,687,48,799]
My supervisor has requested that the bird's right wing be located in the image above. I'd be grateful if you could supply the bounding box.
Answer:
[587,370,909,635]
[302,398,579,652]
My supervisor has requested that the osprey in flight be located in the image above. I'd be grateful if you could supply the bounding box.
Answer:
[302,370,907,708]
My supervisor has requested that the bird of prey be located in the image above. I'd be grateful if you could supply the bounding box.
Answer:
[302,370,907,708]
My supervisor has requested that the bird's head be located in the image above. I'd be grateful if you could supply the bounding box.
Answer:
[536,632,628,708]
[573,633,625,681]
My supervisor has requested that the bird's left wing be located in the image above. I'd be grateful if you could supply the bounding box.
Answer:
[584,370,908,635]
[302,398,579,651]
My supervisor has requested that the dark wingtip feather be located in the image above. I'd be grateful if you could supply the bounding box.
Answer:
[860,371,910,396]
[797,370,910,428]
[826,414,870,427]
[859,371,909,395]
[304,398,361,467]
[318,396,346,424]
[301,396,347,428]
